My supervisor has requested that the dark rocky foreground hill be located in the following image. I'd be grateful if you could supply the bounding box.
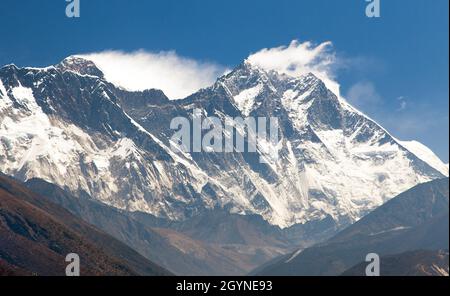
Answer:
[341,249,449,276]
[0,174,171,276]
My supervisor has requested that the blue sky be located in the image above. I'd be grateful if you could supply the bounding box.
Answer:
[0,0,448,161]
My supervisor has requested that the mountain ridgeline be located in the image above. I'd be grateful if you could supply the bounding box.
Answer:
[0,57,446,229]
[0,56,448,276]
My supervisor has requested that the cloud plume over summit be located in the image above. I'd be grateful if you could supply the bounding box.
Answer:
[247,40,341,96]
[81,50,228,99]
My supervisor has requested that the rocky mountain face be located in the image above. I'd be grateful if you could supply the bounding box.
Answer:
[0,174,171,276]
[253,178,449,276]
[24,176,341,275]
[25,177,292,275]
[0,56,447,233]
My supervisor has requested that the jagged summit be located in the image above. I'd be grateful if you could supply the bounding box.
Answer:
[242,57,323,84]
[214,58,333,120]
[0,56,103,78]
[0,63,18,71]
[56,56,104,78]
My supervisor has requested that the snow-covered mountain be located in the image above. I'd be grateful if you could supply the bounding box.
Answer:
[0,56,447,229]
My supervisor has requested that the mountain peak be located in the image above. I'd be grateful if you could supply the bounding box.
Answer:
[56,56,104,78]
[0,63,18,71]
[227,59,269,77]
[302,72,320,81]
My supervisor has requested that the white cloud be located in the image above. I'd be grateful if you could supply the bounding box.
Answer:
[345,81,382,109]
[81,41,342,100]
[396,96,408,111]
[80,50,228,99]
[247,40,341,95]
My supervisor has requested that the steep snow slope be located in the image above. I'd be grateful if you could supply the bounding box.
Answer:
[117,59,447,227]
[0,57,447,229]
[398,140,448,175]
[0,61,221,221]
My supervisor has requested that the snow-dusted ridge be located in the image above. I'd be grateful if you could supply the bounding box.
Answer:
[397,140,448,176]
[0,56,447,228]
